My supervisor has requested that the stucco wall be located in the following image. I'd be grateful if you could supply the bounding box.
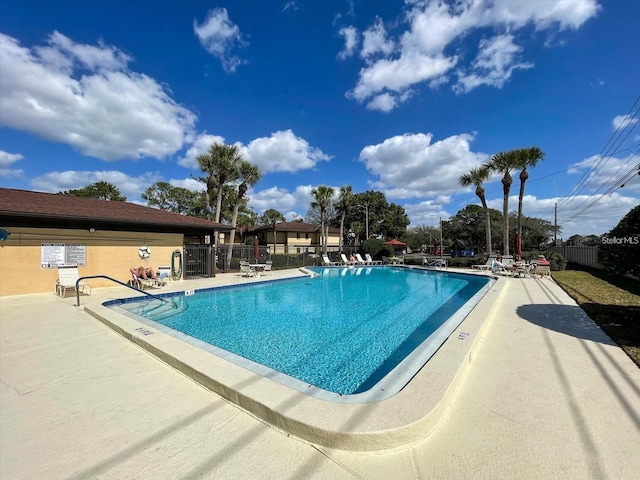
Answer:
[0,227,183,296]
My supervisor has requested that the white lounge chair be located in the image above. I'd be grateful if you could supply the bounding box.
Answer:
[340,253,355,266]
[322,254,339,266]
[239,262,256,277]
[365,253,382,265]
[491,259,512,276]
[55,265,92,297]
[355,253,368,265]
[130,271,158,289]
[425,259,447,270]
[471,258,493,271]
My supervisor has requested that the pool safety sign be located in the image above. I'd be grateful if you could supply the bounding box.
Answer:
[41,243,87,268]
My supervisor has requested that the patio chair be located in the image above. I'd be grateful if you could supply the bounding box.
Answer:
[322,254,339,266]
[490,259,512,276]
[239,262,256,277]
[130,271,157,290]
[55,265,92,297]
[340,253,355,266]
[263,260,273,275]
[471,257,493,271]
[355,253,368,265]
[425,259,447,270]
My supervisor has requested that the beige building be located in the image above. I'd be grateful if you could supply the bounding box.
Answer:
[250,222,341,254]
[0,188,232,296]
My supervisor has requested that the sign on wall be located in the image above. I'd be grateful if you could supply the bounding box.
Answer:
[41,243,87,268]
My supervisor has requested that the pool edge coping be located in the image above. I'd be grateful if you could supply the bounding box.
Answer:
[84,268,506,451]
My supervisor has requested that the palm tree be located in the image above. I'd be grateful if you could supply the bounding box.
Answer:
[310,185,335,255]
[335,185,354,254]
[514,147,545,245]
[459,166,492,255]
[195,143,244,223]
[226,161,262,269]
[484,149,520,256]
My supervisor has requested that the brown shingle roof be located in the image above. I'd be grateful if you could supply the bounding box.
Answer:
[0,188,233,233]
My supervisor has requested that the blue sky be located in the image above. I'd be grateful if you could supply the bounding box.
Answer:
[1,0,638,239]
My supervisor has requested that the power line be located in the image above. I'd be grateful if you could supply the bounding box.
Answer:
[557,95,640,211]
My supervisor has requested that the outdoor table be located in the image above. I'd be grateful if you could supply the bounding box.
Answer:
[250,264,268,276]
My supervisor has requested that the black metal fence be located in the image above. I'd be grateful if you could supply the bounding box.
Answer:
[213,244,363,273]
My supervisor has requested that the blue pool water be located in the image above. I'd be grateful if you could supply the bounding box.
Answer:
[108,267,493,399]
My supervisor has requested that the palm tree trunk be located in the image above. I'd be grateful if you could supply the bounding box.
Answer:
[339,213,345,254]
[517,170,528,240]
[503,185,510,256]
[480,197,492,255]
[225,203,241,270]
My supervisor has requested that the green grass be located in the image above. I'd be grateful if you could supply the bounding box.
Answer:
[553,266,640,367]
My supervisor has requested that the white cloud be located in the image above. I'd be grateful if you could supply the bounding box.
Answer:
[403,197,453,227]
[177,133,227,169]
[241,129,332,173]
[361,18,395,60]
[0,32,196,161]
[0,150,24,178]
[337,26,359,60]
[455,34,533,93]
[612,113,639,131]
[194,8,246,73]
[30,170,163,201]
[483,192,639,238]
[248,184,317,218]
[567,153,640,195]
[359,132,488,198]
[343,0,600,110]
[178,130,331,177]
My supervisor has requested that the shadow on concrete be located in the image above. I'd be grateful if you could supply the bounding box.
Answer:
[516,304,616,345]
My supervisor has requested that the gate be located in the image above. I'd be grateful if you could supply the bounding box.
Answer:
[183,244,213,279]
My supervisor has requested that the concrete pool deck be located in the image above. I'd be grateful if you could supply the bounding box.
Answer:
[1,268,639,479]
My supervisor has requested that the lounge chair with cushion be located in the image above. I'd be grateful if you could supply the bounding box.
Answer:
[55,265,92,297]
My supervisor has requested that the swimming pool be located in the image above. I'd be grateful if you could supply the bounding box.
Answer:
[107,266,493,402]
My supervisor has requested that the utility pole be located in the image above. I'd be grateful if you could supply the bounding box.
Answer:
[554,202,558,246]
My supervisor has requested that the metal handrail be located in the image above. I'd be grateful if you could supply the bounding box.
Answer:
[75,275,175,308]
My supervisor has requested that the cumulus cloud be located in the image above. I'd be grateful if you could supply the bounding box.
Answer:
[177,133,227,169]
[359,132,488,198]
[30,170,164,202]
[247,184,322,219]
[0,150,24,179]
[361,18,395,60]
[343,0,600,111]
[241,129,332,173]
[194,8,246,73]
[0,32,196,161]
[567,153,640,195]
[454,34,533,93]
[337,26,359,60]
